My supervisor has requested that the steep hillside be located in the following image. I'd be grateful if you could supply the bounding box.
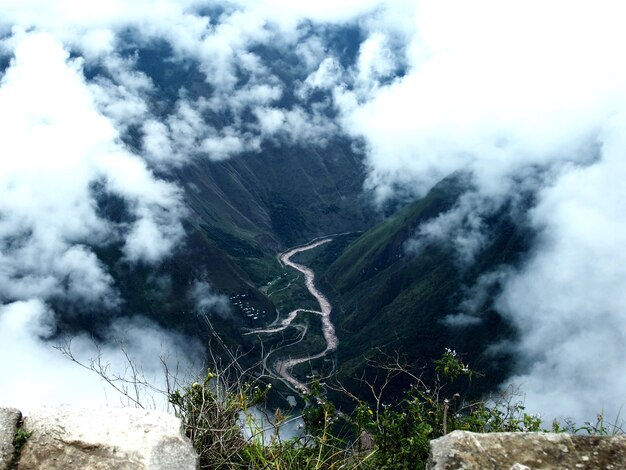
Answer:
[126,40,377,289]
[178,138,374,254]
[320,177,532,392]
[55,39,378,352]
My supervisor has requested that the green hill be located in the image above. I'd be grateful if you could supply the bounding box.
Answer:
[319,176,532,393]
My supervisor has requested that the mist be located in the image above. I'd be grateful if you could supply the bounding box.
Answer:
[337,0,626,423]
[0,0,399,409]
[0,300,204,412]
[0,0,624,424]
[0,31,193,408]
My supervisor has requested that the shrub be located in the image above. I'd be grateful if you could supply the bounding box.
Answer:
[169,349,563,469]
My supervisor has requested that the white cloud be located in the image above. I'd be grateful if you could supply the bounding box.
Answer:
[0,0,408,166]
[0,33,112,303]
[254,105,338,144]
[496,129,626,421]
[0,32,190,409]
[189,281,231,320]
[3,0,624,426]
[0,0,208,60]
[340,0,626,201]
[405,191,495,265]
[94,151,185,262]
[295,36,327,72]
[255,107,286,135]
[165,99,207,159]
[88,55,154,133]
[0,32,184,274]
[142,119,176,167]
[201,134,245,160]
[355,32,396,86]
[0,300,203,412]
[301,57,343,94]
[336,0,626,423]
[201,128,261,160]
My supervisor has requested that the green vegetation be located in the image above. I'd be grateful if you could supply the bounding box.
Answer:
[314,175,529,393]
[170,349,602,469]
[11,422,32,466]
[182,139,374,254]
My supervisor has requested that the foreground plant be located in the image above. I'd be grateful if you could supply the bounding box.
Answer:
[313,349,556,469]
[61,336,624,469]
[168,349,561,469]
[168,369,271,468]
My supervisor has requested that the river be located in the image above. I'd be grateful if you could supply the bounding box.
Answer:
[248,238,338,392]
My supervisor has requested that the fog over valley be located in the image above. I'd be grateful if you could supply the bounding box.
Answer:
[0,0,625,426]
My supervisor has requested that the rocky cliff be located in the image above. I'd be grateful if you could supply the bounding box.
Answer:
[428,430,626,469]
[2,406,626,469]
[0,406,197,470]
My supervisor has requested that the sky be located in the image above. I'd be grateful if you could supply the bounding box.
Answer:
[0,0,625,425]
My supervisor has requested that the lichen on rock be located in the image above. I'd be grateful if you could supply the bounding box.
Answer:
[428,430,626,470]
[0,407,21,470]
[17,406,198,469]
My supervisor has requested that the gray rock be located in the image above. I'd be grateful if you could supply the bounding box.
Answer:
[428,431,626,470]
[0,407,21,470]
[18,406,198,469]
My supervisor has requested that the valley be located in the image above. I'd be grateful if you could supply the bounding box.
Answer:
[1,0,620,441]
[0,19,532,418]
[215,176,527,402]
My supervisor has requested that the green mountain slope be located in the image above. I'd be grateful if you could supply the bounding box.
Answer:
[58,41,379,364]
[320,177,531,392]
[174,138,376,304]
[178,139,374,252]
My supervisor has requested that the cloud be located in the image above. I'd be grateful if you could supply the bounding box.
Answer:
[336,0,626,423]
[142,119,176,167]
[339,0,626,201]
[0,32,184,273]
[87,54,154,133]
[254,105,339,145]
[0,300,203,412]
[189,281,231,320]
[201,128,261,161]
[0,0,410,167]
[496,138,626,422]
[299,57,344,96]
[355,32,396,86]
[0,33,111,305]
[444,269,511,328]
[405,191,497,265]
[0,32,190,407]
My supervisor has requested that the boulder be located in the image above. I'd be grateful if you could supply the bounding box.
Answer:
[0,407,21,470]
[18,406,198,469]
[428,431,626,469]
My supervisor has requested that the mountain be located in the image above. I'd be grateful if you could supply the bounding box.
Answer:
[312,175,534,395]
[9,34,532,406]
[178,137,375,263]
[53,39,379,354]
[0,18,538,410]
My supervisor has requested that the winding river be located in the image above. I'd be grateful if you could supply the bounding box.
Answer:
[248,238,338,392]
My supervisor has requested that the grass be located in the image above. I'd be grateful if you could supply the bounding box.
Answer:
[11,421,32,467]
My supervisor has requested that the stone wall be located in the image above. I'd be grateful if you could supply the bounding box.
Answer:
[0,406,198,470]
[0,408,20,469]
[4,406,626,469]
[428,430,626,469]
